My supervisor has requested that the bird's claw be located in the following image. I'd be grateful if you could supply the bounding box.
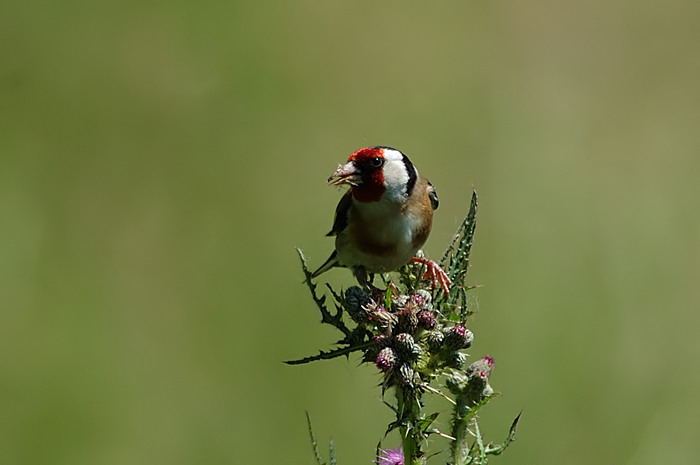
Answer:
[410,257,451,296]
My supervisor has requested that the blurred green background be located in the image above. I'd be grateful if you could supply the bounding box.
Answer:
[1,0,699,464]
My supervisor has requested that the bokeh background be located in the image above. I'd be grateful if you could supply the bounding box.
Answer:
[2,0,699,464]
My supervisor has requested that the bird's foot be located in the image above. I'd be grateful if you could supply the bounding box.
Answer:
[354,268,384,298]
[410,257,451,296]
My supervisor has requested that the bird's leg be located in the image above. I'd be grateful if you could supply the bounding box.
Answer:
[352,266,369,288]
[410,257,451,296]
[354,268,394,301]
[353,267,380,293]
[367,272,393,299]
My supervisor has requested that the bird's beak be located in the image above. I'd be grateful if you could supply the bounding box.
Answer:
[328,162,361,186]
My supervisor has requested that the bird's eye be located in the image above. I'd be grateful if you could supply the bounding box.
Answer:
[370,157,383,168]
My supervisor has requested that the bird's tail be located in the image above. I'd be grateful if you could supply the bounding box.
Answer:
[310,251,339,279]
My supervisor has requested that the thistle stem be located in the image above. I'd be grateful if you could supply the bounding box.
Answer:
[450,398,471,465]
[396,387,422,465]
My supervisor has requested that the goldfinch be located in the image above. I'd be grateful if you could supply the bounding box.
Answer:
[311,146,451,294]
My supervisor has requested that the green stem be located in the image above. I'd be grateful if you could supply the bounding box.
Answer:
[396,387,422,465]
[450,398,471,465]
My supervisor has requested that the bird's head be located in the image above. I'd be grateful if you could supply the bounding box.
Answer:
[328,146,416,203]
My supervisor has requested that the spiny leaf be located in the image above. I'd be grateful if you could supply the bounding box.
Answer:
[324,284,348,330]
[414,412,440,436]
[461,393,500,423]
[284,342,372,365]
[471,419,486,464]
[384,419,401,437]
[306,412,326,465]
[296,248,351,338]
[325,283,345,307]
[484,411,521,456]
[329,439,336,465]
[441,190,478,296]
[382,399,398,414]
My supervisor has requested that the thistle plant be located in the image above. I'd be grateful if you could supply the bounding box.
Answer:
[289,191,519,465]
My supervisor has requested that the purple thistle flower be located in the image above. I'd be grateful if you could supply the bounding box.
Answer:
[417,309,436,329]
[375,447,404,465]
[375,347,397,372]
[444,324,474,350]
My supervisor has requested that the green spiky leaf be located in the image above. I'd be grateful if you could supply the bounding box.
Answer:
[441,190,478,299]
[306,412,326,465]
[284,342,372,365]
[485,412,521,456]
[297,248,351,338]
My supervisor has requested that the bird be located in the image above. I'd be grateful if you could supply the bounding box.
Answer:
[311,146,451,295]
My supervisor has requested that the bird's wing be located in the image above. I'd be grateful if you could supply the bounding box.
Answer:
[427,181,439,210]
[326,190,353,236]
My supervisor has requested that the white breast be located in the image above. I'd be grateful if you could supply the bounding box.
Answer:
[335,199,423,273]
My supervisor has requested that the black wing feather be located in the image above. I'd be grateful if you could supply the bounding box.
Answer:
[428,181,439,210]
[327,190,353,236]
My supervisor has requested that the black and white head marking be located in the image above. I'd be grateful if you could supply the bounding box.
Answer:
[373,146,418,201]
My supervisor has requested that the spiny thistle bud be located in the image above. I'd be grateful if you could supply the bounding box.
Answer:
[396,307,419,333]
[366,303,397,329]
[363,334,390,363]
[446,351,468,369]
[426,330,445,352]
[392,294,410,308]
[466,355,494,381]
[398,362,420,388]
[344,286,371,322]
[444,324,474,350]
[444,370,468,396]
[417,309,436,329]
[394,332,422,360]
[445,356,495,405]
[413,289,433,309]
[375,347,398,372]
[466,355,495,400]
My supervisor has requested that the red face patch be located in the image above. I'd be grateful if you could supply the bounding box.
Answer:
[348,147,384,163]
[347,147,385,202]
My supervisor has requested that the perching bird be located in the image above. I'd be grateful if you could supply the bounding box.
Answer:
[311,146,451,294]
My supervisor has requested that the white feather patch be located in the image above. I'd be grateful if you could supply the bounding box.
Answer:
[380,148,410,203]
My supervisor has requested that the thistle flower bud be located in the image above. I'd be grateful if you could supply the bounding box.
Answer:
[413,289,433,309]
[426,330,444,352]
[446,351,468,369]
[396,307,419,333]
[344,286,371,322]
[363,334,390,364]
[375,347,398,372]
[445,356,495,405]
[417,310,436,329]
[398,362,419,388]
[394,332,422,360]
[466,355,494,381]
[444,324,474,350]
[366,303,397,329]
[392,294,410,308]
[465,355,495,400]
